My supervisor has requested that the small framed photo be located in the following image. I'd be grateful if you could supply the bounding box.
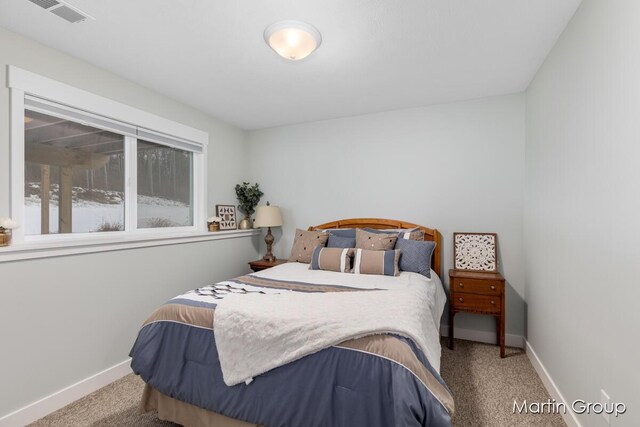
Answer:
[453,232,498,272]
[215,205,237,230]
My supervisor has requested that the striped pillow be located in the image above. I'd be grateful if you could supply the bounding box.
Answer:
[353,248,401,276]
[309,247,354,273]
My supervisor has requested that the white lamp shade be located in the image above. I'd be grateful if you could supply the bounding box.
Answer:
[264,21,322,61]
[254,205,283,228]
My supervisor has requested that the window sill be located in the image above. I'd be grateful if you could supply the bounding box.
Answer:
[0,229,260,263]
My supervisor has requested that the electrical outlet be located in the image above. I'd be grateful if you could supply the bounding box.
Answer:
[601,389,611,425]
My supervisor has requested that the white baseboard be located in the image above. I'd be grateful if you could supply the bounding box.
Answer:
[0,359,132,427]
[0,341,575,427]
[440,325,524,348]
[525,341,582,427]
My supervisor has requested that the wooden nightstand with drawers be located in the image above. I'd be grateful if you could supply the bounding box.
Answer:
[448,269,506,358]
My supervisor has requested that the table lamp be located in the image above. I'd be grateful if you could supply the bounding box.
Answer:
[253,202,283,262]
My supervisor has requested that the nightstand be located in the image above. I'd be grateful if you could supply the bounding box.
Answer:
[248,259,287,272]
[448,269,506,358]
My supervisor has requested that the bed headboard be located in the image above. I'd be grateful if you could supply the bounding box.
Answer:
[309,218,442,278]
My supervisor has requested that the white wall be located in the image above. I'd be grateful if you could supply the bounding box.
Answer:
[13,1,640,421]
[248,94,526,338]
[525,1,640,425]
[0,26,259,418]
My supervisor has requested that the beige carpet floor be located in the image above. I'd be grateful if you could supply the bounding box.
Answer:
[440,339,565,426]
[29,339,566,427]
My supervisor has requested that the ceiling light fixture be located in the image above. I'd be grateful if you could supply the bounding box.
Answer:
[264,20,322,61]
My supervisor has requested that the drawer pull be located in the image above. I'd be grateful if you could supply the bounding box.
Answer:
[459,282,464,288]
[491,300,496,305]
[458,297,464,302]
[490,285,496,290]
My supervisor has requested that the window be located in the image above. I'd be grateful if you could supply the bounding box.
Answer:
[24,109,126,235]
[137,140,193,229]
[8,66,208,246]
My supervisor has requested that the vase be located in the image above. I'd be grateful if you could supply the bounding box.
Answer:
[0,230,11,247]
[238,216,253,230]
[208,222,220,232]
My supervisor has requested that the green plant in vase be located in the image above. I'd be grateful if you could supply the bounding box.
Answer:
[235,182,264,229]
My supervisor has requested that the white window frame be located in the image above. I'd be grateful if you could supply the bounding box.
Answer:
[7,65,211,247]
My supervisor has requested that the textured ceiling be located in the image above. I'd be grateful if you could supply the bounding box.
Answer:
[0,0,581,130]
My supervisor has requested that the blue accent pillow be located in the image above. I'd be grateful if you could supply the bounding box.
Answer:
[363,227,399,235]
[327,235,356,248]
[395,238,436,278]
[325,228,356,238]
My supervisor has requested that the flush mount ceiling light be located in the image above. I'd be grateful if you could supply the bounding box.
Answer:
[264,20,322,61]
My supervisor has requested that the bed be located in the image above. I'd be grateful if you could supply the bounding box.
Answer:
[129,218,453,427]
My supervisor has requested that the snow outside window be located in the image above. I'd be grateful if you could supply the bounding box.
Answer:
[24,109,126,235]
[17,94,204,241]
[137,140,194,229]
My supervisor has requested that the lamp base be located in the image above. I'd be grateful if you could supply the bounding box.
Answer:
[262,226,276,262]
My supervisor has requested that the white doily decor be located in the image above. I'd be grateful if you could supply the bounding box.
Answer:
[454,233,497,271]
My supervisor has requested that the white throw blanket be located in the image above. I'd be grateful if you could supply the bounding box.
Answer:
[214,283,441,386]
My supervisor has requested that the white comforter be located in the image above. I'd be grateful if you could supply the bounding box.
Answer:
[214,262,447,387]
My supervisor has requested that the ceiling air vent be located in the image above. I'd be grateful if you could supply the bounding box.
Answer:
[26,0,94,23]
[49,4,89,23]
[27,0,60,9]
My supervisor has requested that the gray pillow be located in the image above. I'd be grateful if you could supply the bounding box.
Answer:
[395,238,436,278]
[324,228,356,238]
[364,227,424,241]
[327,234,356,248]
[363,227,400,235]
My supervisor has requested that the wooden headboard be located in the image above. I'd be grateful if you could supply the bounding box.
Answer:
[309,218,442,278]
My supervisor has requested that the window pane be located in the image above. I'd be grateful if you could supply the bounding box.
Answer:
[24,110,125,235]
[137,140,193,228]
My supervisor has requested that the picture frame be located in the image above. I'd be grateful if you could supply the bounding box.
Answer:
[453,232,498,272]
[215,205,237,230]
